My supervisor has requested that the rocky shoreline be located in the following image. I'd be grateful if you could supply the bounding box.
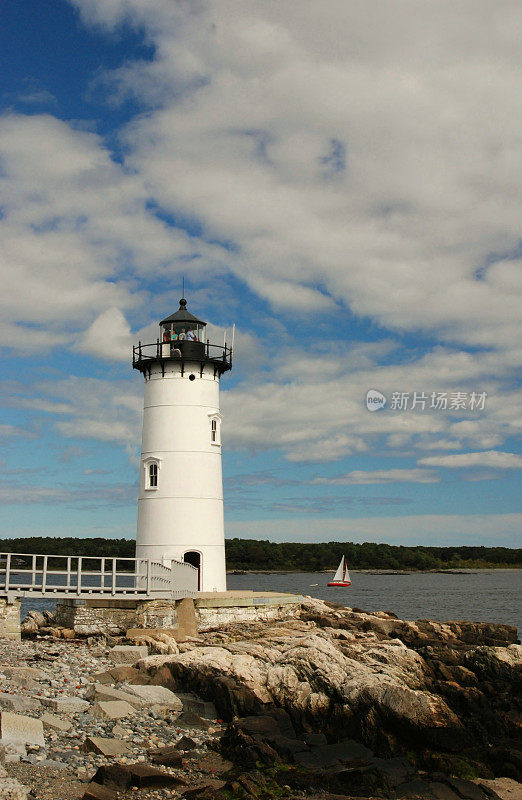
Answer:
[0,598,520,800]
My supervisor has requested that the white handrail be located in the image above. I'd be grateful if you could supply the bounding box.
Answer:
[0,552,198,600]
[5,553,11,593]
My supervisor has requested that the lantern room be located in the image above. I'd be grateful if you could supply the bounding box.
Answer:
[159,297,206,344]
[132,297,232,376]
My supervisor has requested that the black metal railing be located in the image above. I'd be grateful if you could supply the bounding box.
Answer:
[132,339,232,372]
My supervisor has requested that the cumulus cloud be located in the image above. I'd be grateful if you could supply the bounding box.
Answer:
[310,468,440,485]
[419,451,522,469]
[0,113,229,354]
[66,0,522,358]
[49,0,520,474]
[6,323,517,468]
[221,339,518,461]
[19,377,142,454]
[2,0,521,504]
[77,307,133,361]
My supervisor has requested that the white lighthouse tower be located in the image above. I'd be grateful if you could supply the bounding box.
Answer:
[133,298,232,592]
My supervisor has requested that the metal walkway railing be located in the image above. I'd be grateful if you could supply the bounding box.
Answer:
[0,552,198,602]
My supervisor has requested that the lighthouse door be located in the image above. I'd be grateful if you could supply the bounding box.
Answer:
[183,551,201,591]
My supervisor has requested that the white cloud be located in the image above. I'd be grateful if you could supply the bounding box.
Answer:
[10,329,517,467]
[419,451,522,469]
[0,113,230,354]
[17,89,57,106]
[70,0,522,359]
[421,439,464,451]
[5,4,522,361]
[221,340,519,461]
[0,425,33,439]
[77,307,133,362]
[310,468,439,485]
[20,377,142,454]
[57,1,522,475]
[0,482,135,506]
[248,278,336,313]
[2,0,521,486]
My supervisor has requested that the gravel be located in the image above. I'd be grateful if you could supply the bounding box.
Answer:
[0,636,224,800]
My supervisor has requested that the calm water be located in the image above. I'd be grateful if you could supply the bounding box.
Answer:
[20,570,521,636]
[229,569,522,635]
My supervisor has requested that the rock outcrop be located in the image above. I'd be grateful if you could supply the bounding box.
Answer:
[3,600,521,800]
[217,713,506,800]
[138,597,521,778]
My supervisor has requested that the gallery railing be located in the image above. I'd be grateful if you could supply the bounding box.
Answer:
[132,339,232,373]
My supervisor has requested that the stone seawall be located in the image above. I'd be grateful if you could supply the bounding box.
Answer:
[196,603,301,630]
[0,598,21,641]
[1,591,302,642]
[52,592,302,638]
[55,598,183,637]
[195,591,302,631]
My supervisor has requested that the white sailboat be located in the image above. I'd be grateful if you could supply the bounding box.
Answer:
[327,555,351,587]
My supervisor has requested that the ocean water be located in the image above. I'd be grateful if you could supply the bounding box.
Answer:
[228,569,522,635]
[19,569,521,636]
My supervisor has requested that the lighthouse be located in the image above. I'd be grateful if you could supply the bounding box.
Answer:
[132,298,232,592]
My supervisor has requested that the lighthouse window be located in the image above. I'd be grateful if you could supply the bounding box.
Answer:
[143,458,161,490]
[148,463,158,488]
[210,416,221,445]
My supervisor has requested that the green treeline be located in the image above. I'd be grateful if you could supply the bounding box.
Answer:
[225,539,522,571]
[0,536,520,571]
[0,537,134,559]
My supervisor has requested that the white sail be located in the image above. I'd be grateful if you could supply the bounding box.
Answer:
[332,556,346,582]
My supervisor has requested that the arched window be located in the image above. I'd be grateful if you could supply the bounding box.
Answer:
[208,413,222,446]
[143,457,161,490]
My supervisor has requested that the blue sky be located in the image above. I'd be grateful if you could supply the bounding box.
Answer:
[0,0,521,547]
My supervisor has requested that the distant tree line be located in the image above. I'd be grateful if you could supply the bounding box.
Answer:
[224,539,522,571]
[0,537,134,559]
[0,536,520,571]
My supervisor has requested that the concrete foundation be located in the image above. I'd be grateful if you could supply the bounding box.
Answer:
[195,591,302,631]
[0,598,21,641]
[0,591,302,641]
[54,591,302,637]
[55,598,196,638]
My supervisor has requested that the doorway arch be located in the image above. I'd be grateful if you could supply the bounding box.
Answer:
[183,551,201,591]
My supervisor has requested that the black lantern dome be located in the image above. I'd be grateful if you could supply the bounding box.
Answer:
[160,298,206,329]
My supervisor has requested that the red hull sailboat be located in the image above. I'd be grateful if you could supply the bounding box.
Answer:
[327,555,351,587]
